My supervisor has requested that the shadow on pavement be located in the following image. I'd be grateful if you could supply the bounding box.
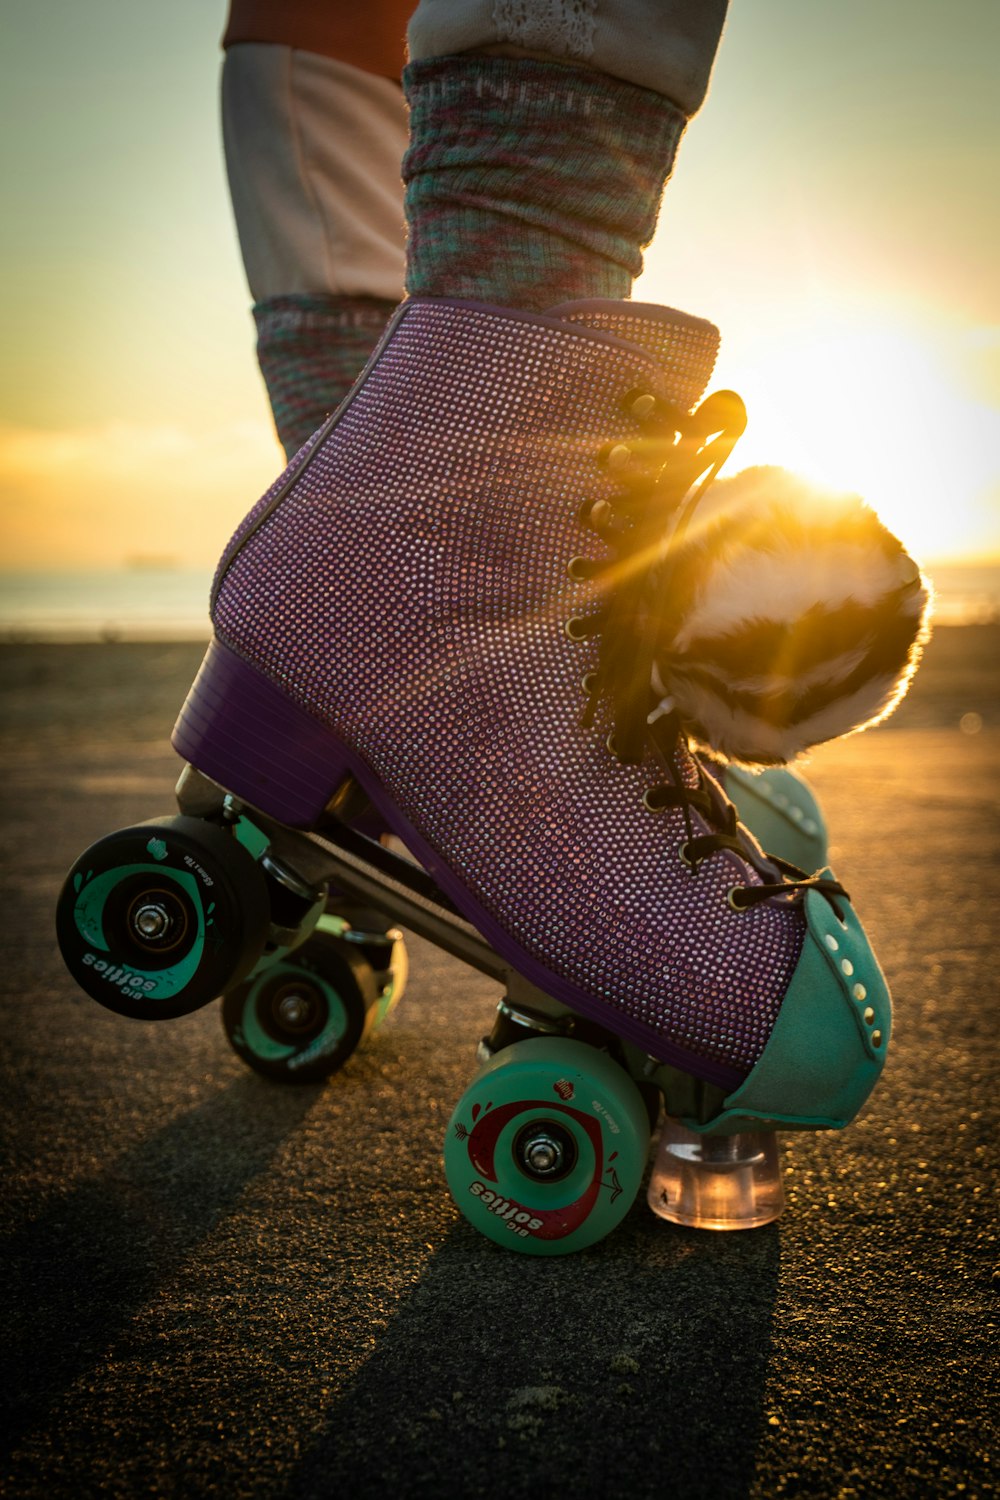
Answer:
[281,1211,781,1500]
[1,1075,323,1454]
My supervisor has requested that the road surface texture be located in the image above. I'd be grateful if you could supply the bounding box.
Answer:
[1,626,996,1498]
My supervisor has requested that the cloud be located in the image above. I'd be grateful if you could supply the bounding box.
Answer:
[0,419,283,568]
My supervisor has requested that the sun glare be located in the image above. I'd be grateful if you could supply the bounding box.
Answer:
[713,318,1000,565]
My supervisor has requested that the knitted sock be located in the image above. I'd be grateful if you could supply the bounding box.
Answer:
[253,293,399,459]
[402,55,687,309]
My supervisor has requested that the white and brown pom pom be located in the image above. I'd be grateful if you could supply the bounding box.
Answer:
[655,466,932,765]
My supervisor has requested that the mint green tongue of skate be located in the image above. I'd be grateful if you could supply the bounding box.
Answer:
[548,299,721,411]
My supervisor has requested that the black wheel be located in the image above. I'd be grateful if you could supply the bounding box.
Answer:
[221,920,381,1083]
[56,816,270,1020]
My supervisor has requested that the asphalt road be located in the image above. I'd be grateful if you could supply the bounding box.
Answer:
[1,636,997,1499]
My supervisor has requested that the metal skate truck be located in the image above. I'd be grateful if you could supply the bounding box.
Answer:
[55,298,928,1254]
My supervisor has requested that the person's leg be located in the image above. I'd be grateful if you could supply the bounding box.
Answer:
[223,2,730,455]
[407,0,728,113]
[402,1,729,308]
[222,43,407,458]
[222,0,727,446]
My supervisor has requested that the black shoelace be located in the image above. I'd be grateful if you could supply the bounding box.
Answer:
[571,385,849,917]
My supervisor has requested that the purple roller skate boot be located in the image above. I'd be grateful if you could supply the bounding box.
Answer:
[173,296,891,1134]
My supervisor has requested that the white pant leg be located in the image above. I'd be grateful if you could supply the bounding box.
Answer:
[222,44,408,303]
[407,0,729,114]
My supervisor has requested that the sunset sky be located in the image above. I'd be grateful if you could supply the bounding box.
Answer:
[1,0,998,572]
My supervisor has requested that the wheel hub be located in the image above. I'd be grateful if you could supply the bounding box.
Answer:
[132,902,172,940]
[277,992,311,1028]
[267,979,321,1035]
[514,1120,577,1182]
[123,886,190,955]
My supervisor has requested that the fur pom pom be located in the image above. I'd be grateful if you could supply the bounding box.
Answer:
[655,467,932,765]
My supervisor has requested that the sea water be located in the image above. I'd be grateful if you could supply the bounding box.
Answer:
[0,568,214,640]
[1,561,998,641]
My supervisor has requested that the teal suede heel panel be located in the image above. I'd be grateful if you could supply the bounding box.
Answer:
[687,875,891,1135]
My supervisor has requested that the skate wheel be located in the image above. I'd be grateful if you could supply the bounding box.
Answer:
[55,816,270,1020]
[443,1037,651,1256]
[221,920,380,1083]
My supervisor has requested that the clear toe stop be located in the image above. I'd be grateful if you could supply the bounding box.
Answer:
[647,1116,785,1230]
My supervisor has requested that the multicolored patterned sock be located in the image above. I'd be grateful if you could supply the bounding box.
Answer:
[253,294,399,459]
[402,55,687,309]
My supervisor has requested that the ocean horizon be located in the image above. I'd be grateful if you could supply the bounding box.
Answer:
[1,559,998,641]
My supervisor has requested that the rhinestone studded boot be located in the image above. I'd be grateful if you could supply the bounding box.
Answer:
[173,297,889,1129]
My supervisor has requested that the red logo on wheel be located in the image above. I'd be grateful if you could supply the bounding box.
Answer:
[553,1079,575,1101]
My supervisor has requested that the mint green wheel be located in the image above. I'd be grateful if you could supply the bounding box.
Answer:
[444,1038,652,1255]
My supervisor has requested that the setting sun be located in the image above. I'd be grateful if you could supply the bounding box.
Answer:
[713,316,999,566]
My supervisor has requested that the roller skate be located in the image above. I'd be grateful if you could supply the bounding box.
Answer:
[56,297,926,1253]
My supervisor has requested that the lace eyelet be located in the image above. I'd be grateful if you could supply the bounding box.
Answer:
[727,887,750,912]
[578,497,613,532]
[600,442,632,471]
[642,788,666,814]
[566,556,594,582]
[564,617,592,642]
[679,842,696,868]
[628,392,657,422]
[606,732,620,759]
[581,671,598,694]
